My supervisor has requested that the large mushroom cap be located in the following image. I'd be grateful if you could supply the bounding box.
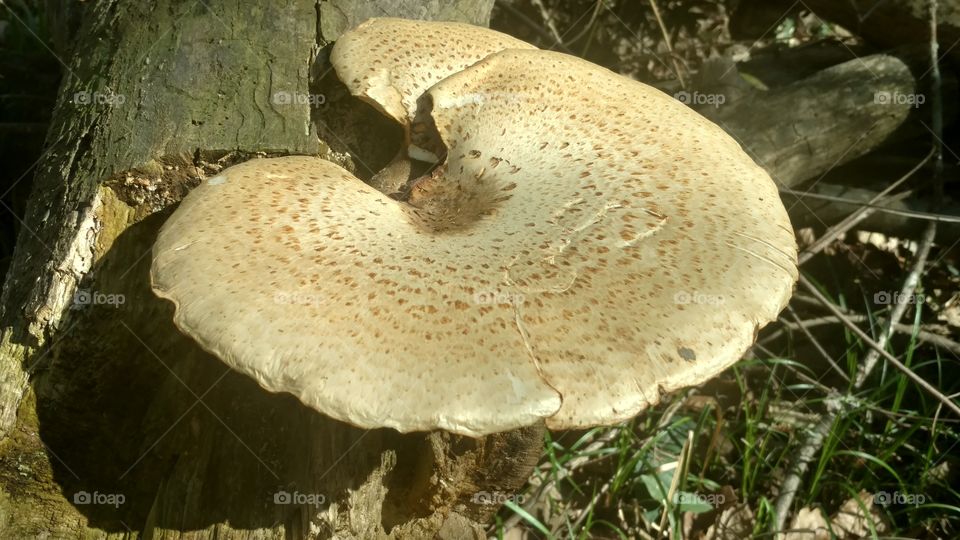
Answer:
[406,48,798,429]
[152,48,797,437]
[329,17,536,126]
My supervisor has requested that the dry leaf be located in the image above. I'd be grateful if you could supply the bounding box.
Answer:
[830,490,888,538]
[703,503,754,540]
[783,506,830,540]
[502,526,529,540]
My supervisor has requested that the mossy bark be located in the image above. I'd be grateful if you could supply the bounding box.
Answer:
[0,1,547,538]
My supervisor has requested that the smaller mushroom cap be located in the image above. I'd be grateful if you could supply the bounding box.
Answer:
[329,17,536,126]
[151,157,563,437]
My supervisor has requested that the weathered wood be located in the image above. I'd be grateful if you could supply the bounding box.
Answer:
[0,1,537,538]
[698,54,925,188]
[1,0,318,433]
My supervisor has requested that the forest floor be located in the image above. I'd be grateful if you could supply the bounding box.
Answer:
[1,0,958,538]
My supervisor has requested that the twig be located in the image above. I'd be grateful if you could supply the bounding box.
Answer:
[564,0,604,46]
[531,0,565,45]
[928,0,945,203]
[856,0,944,385]
[568,475,613,534]
[754,347,960,426]
[794,147,935,265]
[786,306,851,382]
[798,270,956,416]
[655,430,694,538]
[497,2,575,54]
[784,187,960,224]
[773,2,949,531]
[767,313,960,357]
[772,399,840,531]
[647,0,687,89]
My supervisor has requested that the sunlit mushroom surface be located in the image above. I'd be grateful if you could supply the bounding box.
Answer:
[152,36,797,438]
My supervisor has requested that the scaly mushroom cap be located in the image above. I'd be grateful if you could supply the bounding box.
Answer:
[152,49,797,437]
[404,48,797,430]
[329,17,536,126]
[152,156,562,436]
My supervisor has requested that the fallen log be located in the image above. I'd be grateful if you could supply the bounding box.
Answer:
[698,54,920,188]
[684,38,958,190]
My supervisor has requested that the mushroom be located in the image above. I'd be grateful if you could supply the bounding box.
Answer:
[151,48,797,438]
[329,17,537,191]
[329,17,536,128]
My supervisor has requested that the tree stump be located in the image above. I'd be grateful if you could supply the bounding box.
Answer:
[0,1,548,538]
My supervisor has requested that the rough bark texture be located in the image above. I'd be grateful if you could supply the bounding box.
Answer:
[698,54,937,188]
[0,1,552,539]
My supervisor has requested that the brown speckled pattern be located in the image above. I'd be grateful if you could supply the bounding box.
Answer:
[412,49,798,430]
[329,17,536,125]
[151,49,797,437]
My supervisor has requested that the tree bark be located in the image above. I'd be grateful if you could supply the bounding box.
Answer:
[0,2,556,539]
[699,54,928,189]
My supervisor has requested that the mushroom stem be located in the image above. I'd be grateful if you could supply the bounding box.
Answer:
[423,422,546,526]
[409,95,446,163]
[400,100,510,232]
[369,151,413,195]
[370,105,446,199]
[454,422,546,523]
